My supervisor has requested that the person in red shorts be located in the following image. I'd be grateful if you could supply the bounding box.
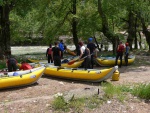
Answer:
[20,60,32,70]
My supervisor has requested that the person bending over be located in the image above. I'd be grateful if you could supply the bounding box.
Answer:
[6,55,17,72]
[20,60,32,70]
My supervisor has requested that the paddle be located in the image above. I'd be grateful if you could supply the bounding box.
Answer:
[68,54,93,65]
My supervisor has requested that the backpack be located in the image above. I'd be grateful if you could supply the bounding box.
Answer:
[118,45,124,52]
[48,48,52,54]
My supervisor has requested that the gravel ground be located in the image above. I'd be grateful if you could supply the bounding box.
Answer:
[0,54,150,113]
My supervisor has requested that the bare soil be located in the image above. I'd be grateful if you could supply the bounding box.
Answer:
[0,54,150,113]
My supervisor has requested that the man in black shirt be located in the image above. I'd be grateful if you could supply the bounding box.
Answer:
[52,42,61,66]
[87,38,96,69]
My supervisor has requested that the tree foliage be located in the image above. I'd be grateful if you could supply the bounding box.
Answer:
[0,0,150,57]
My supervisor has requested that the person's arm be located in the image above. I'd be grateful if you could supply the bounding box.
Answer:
[46,48,49,57]
[59,50,61,57]
[117,45,119,51]
[79,48,83,59]
[87,48,90,55]
[59,43,62,50]
[51,51,53,61]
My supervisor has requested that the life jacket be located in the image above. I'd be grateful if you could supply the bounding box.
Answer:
[48,48,52,55]
[20,63,32,70]
[117,44,124,52]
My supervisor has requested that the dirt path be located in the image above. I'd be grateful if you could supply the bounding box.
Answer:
[0,60,150,112]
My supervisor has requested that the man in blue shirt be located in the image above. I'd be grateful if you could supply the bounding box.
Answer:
[59,40,64,59]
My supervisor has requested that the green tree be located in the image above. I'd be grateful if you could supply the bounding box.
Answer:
[0,0,39,57]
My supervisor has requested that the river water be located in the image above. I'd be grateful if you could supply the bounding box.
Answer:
[11,45,77,55]
[11,44,144,55]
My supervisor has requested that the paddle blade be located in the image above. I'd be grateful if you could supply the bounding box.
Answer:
[68,60,76,65]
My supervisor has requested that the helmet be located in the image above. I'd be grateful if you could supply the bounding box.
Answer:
[88,37,93,42]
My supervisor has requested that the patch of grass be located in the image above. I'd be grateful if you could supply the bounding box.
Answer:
[51,83,150,112]
[131,83,150,100]
[102,83,117,98]
[52,96,69,112]
[69,97,86,112]
[102,82,150,100]
[86,95,105,109]
[52,94,107,112]
[118,85,132,92]
[52,95,86,112]
[101,82,128,102]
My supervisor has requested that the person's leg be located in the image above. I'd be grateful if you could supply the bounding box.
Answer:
[120,53,123,67]
[12,63,17,71]
[84,58,88,70]
[48,55,50,63]
[115,53,119,65]
[54,56,61,66]
[87,58,91,69]
[125,54,127,66]
[91,55,94,69]
[58,57,61,66]
[53,57,57,66]
[8,64,12,72]
[50,55,53,63]
[125,53,129,66]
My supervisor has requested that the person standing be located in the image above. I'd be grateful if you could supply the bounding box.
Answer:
[78,41,91,70]
[59,40,64,59]
[52,42,61,66]
[78,41,85,59]
[87,37,96,69]
[125,42,130,66]
[115,41,125,68]
[6,55,18,72]
[83,47,91,70]
[46,44,53,63]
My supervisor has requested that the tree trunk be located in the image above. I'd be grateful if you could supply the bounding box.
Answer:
[71,0,78,51]
[98,0,119,54]
[93,36,101,51]
[0,4,11,58]
[134,17,138,49]
[140,16,150,52]
[127,10,135,51]
[138,31,142,49]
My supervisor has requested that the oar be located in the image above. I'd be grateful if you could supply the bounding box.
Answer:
[68,54,93,65]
